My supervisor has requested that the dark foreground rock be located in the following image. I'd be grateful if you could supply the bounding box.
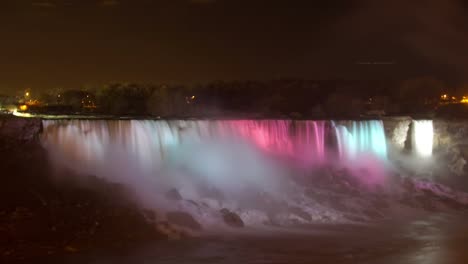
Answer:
[166,211,202,231]
[0,118,164,262]
[220,208,244,228]
[165,188,182,201]
[0,116,42,143]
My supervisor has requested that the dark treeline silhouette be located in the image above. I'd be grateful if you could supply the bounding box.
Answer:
[25,77,452,118]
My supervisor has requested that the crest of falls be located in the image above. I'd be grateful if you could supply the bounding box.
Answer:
[412,120,434,158]
[41,119,389,172]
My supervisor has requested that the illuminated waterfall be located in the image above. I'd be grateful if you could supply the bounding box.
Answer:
[41,120,330,168]
[334,120,388,160]
[40,119,392,204]
[41,119,390,169]
[412,120,433,157]
[213,120,327,164]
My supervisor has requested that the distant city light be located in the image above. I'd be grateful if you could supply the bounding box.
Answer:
[19,104,28,111]
[25,92,30,97]
[461,96,468,104]
[12,110,32,118]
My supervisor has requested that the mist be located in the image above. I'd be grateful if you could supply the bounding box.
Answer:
[40,118,454,232]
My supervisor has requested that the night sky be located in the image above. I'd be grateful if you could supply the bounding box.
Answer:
[1,0,467,92]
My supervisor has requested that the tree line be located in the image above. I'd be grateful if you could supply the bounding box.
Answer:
[33,77,452,117]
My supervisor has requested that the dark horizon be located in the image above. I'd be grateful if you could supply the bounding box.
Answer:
[1,0,468,93]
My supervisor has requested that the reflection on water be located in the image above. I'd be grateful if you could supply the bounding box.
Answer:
[397,214,468,264]
[62,213,468,264]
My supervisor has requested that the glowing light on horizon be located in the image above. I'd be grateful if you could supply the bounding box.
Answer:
[13,110,32,118]
[412,120,433,157]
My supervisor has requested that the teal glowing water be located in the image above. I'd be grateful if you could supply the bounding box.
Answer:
[334,120,387,160]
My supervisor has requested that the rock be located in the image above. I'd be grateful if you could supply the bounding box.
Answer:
[155,221,184,240]
[142,209,157,222]
[362,209,383,219]
[288,206,312,222]
[166,211,202,230]
[165,188,182,201]
[184,199,199,208]
[382,117,411,151]
[220,208,244,228]
[414,195,437,211]
[239,210,269,226]
[200,198,221,210]
[0,116,42,144]
[371,198,390,209]
[345,214,367,222]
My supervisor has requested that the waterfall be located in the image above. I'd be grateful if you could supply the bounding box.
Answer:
[41,119,391,195]
[40,119,392,224]
[41,119,332,169]
[36,118,448,228]
[333,120,387,161]
[41,119,389,170]
[412,120,434,157]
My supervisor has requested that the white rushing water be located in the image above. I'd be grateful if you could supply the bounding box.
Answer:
[412,120,434,157]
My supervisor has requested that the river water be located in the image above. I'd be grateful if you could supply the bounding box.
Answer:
[60,213,468,264]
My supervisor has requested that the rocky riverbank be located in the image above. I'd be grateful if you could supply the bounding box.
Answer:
[382,116,468,190]
[0,116,164,262]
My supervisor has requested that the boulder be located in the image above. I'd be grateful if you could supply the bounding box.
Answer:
[288,206,312,222]
[166,211,202,230]
[220,208,244,228]
[165,188,182,201]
